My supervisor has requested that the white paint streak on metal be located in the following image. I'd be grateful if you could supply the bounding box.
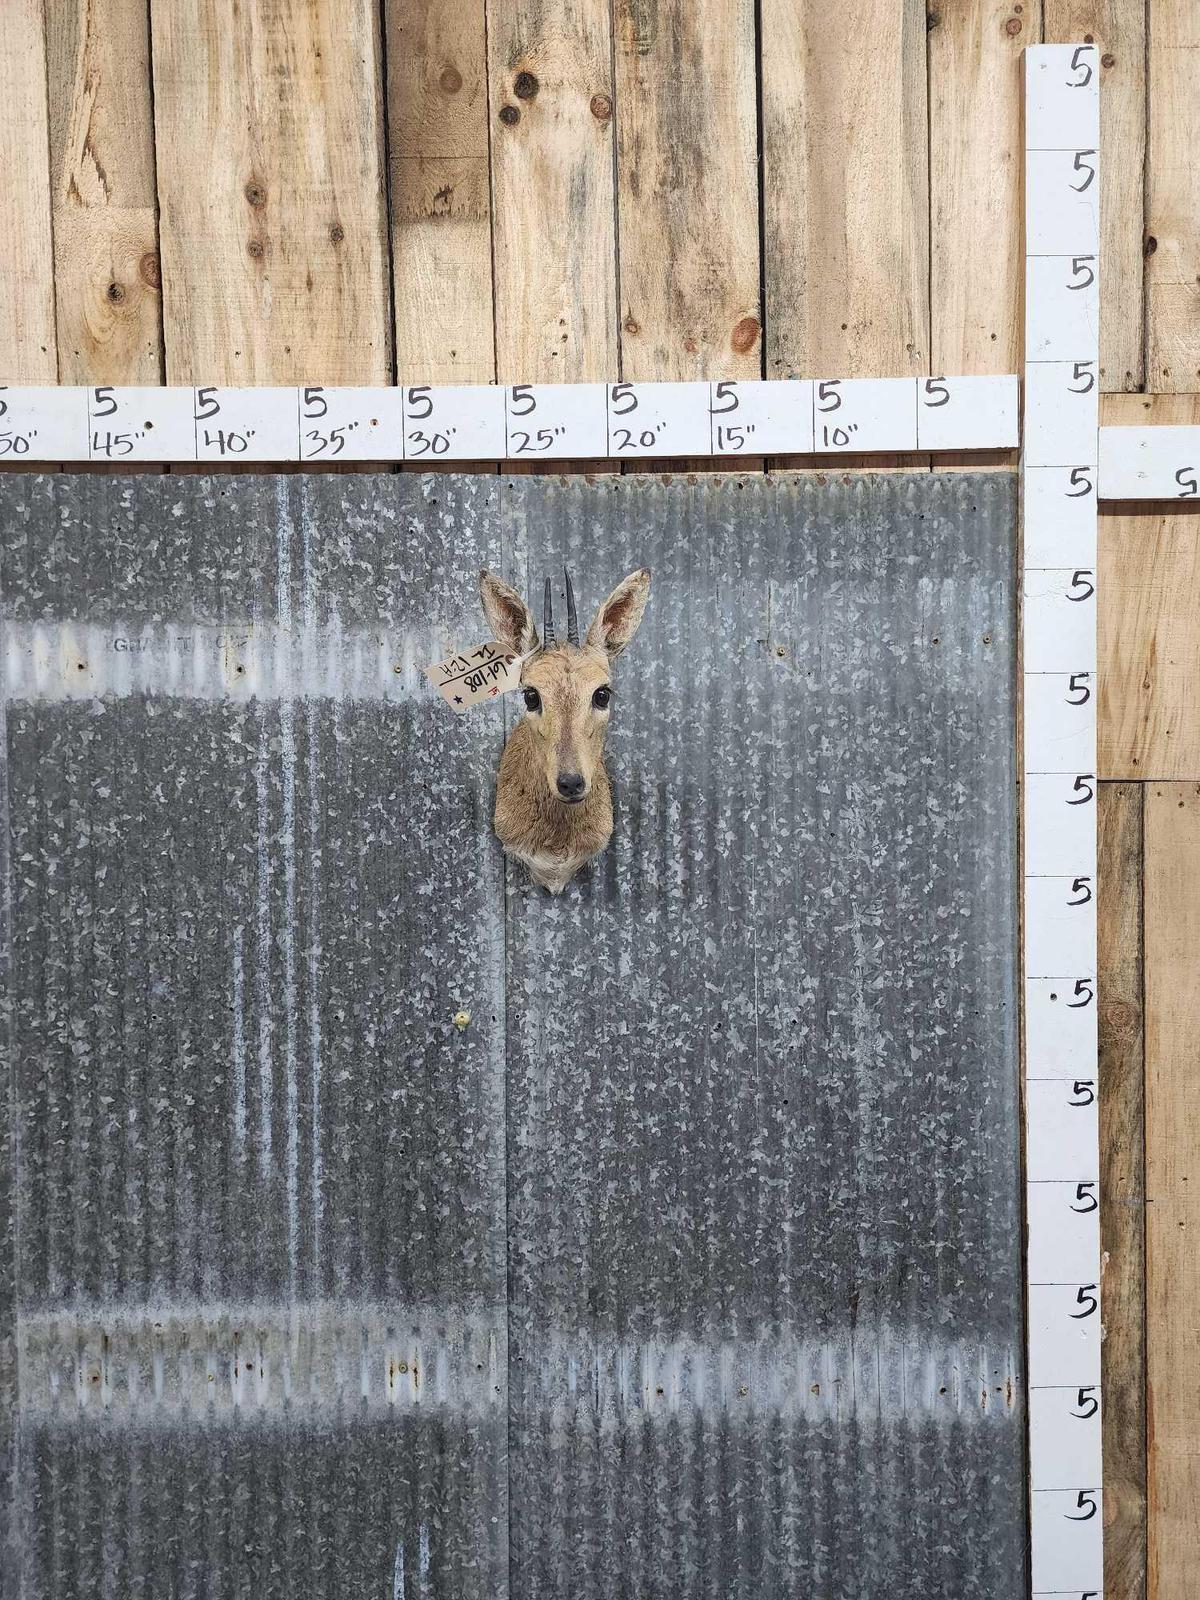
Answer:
[300,500,324,1281]
[282,737,298,1289]
[255,723,274,1183]
[0,621,434,703]
[418,1524,431,1595]
[15,1305,1017,1429]
[0,608,17,1507]
[257,1331,270,1410]
[276,498,300,1295]
[231,923,246,1153]
[410,1335,423,1406]
[281,1333,293,1405]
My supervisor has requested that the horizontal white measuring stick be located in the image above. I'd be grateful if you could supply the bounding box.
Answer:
[1024,43,1103,1600]
[0,376,1019,464]
[1099,424,1200,499]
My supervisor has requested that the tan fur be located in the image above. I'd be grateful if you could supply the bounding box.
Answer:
[480,568,650,892]
[494,648,614,892]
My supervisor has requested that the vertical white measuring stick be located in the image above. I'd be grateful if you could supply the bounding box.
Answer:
[1023,42,1103,1600]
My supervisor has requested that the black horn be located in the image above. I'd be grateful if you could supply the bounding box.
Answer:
[564,568,580,646]
[543,577,555,647]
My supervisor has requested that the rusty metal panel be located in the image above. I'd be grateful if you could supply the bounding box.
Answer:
[502,471,1024,1599]
[1,470,1023,1599]
[0,473,510,1598]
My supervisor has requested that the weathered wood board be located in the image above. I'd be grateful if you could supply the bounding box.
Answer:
[150,0,391,384]
[1144,784,1200,1600]
[0,1,58,383]
[1098,782,1147,1600]
[387,0,496,385]
[44,0,163,385]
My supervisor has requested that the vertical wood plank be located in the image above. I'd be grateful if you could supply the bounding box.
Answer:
[387,0,496,384]
[1043,1,1146,392]
[1099,396,1200,783]
[1144,783,1200,1600]
[150,0,391,384]
[613,0,760,382]
[1099,504,1200,782]
[1098,781,1147,1600]
[929,0,1040,378]
[45,0,163,384]
[1146,2,1200,391]
[487,1,618,383]
[762,0,928,383]
[0,0,58,380]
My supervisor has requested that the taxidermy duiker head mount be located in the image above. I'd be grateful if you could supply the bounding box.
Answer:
[479,566,651,894]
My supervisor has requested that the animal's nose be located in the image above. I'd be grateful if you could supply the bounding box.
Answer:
[556,771,586,801]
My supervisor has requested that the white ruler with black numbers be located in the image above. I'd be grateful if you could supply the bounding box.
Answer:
[1024,43,1103,1600]
[0,376,1018,463]
[1099,424,1200,497]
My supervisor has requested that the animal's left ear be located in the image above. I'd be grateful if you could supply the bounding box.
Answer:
[586,568,651,658]
[480,570,539,655]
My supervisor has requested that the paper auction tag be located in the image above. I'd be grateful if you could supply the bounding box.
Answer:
[424,641,523,710]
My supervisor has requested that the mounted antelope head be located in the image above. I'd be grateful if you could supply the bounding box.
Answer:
[479,567,651,894]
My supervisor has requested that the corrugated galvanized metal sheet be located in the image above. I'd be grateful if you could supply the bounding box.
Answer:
[503,472,1023,1599]
[0,470,1023,1598]
[1,473,512,1599]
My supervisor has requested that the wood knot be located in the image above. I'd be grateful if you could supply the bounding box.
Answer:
[329,222,345,244]
[590,93,613,122]
[1102,52,1116,68]
[1102,999,1140,1037]
[499,105,520,125]
[439,63,462,94]
[106,281,126,304]
[138,251,160,289]
[624,315,640,335]
[1004,16,1022,35]
[731,315,760,354]
[514,70,538,99]
[247,238,265,260]
[244,180,267,208]
[1144,234,1158,258]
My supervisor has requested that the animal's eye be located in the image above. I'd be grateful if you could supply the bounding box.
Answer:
[592,685,612,710]
[522,687,541,712]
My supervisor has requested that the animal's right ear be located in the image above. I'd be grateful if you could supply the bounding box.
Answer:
[480,570,539,655]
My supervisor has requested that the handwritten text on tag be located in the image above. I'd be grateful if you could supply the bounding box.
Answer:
[424,641,523,710]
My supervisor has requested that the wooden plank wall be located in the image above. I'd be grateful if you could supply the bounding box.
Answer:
[1,3,1197,1594]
